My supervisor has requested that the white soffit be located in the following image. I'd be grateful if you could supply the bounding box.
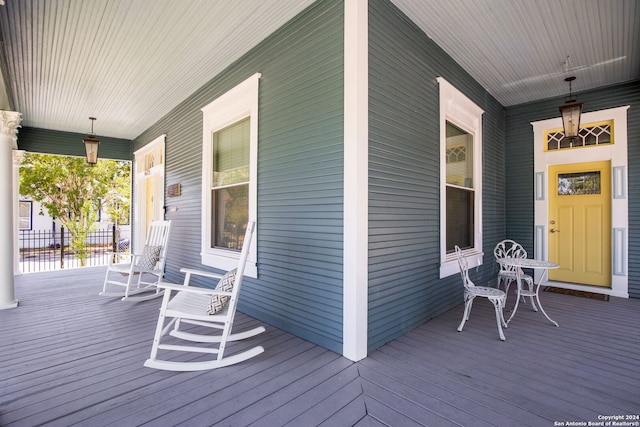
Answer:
[0,0,315,139]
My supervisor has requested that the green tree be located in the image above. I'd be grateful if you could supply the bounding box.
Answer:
[19,153,131,266]
[102,163,131,226]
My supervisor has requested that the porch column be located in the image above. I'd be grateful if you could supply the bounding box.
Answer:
[343,0,368,361]
[0,110,22,309]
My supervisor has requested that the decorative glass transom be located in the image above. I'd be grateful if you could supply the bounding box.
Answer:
[547,122,612,151]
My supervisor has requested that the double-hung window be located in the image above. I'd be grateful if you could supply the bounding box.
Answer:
[437,77,484,277]
[211,117,250,250]
[201,73,260,277]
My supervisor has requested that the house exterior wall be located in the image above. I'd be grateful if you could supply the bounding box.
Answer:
[11,2,638,358]
[19,199,53,232]
[135,0,510,355]
[505,79,640,299]
[18,198,131,246]
[17,126,131,161]
[367,0,507,350]
[133,0,346,353]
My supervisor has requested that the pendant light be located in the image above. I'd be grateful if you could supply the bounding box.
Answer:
[82,117,100,165]
[559,76,583,140]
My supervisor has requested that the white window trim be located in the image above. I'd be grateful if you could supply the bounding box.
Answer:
[201,73,260,278]
[133,134,165,252]
[531,106,629,298]
[437,77,484,278]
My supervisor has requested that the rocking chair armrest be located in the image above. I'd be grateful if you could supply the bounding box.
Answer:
[129,252,148,259]
[106,251,134,257]
[106,252,146,265]
[157,282,232,297]
[106,251,135,262]
[179,268,224,280]
[105,251,134,267]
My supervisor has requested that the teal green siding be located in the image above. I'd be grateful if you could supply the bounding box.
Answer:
[505,80,640,299]
[368,0,506,351]
[133,0,345,352]
[13,0,639,362]
[17,126,131,160]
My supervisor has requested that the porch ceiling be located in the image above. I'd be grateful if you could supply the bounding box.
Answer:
[0,0,638,140]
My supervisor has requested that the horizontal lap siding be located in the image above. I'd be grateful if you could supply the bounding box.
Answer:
[134,0,345,352]
[505,80,640,298]
[504,102,540,255]
[483,98,508,280]
[17,126,131,160]
[368,0,506,350]
[626,82,640,298]
[251,0,344,353]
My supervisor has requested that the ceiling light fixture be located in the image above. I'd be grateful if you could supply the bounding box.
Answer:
[559,76,583,141]
[82,117,100,165]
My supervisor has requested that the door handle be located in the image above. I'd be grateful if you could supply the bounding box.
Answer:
[550,228,559,233]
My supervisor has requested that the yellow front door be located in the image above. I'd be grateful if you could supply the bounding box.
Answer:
[548,161,611,287]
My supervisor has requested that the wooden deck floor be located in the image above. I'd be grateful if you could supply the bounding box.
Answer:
[1,267,639,426]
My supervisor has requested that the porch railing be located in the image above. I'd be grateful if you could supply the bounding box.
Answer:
[19,224,130,273]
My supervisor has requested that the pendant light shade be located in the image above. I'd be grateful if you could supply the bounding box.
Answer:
[83,117,100,165]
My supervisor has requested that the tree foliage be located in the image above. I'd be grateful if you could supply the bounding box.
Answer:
[19,153,131,265]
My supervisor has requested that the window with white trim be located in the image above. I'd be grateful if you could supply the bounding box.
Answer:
[437,77,484,278]
[201,73,260,277]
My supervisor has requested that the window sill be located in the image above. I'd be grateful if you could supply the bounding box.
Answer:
[201,250,257,278]
[439,250,483,279]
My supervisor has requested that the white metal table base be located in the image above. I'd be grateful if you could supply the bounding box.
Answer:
[498,258,560,327]
[506,269,559,327]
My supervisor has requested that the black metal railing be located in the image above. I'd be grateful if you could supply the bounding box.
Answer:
[19,224,130,273]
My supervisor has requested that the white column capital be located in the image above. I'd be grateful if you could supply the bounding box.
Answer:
[0,110,22,149]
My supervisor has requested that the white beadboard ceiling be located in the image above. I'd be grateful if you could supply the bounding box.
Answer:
[0,0,638,140]
[393,0,639,106]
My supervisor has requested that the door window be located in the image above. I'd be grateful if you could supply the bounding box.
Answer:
[557,171,601,195]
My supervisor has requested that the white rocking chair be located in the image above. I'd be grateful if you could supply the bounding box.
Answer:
[99,220,172,302]
[455,245,507,341]
[144,221,265,371]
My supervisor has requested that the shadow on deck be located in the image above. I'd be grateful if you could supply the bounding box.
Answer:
[1,267,639,426]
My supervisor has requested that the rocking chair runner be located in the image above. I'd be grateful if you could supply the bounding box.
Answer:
[99,220,172,302]
[455,245,507,341]
[144,221,265,371]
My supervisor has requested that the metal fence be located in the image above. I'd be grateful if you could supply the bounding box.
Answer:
[19,225,130,273]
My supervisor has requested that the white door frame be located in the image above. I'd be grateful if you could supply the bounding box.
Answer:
[531,106,629,298]
[133,134,166,252]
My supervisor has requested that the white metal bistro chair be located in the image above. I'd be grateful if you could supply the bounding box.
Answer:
[99,220,171,302]
[144,221,265,371]
[455,245,507,341]
[493,239,535,307]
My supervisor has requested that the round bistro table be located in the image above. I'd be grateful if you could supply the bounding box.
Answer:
[497,257,560,327]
